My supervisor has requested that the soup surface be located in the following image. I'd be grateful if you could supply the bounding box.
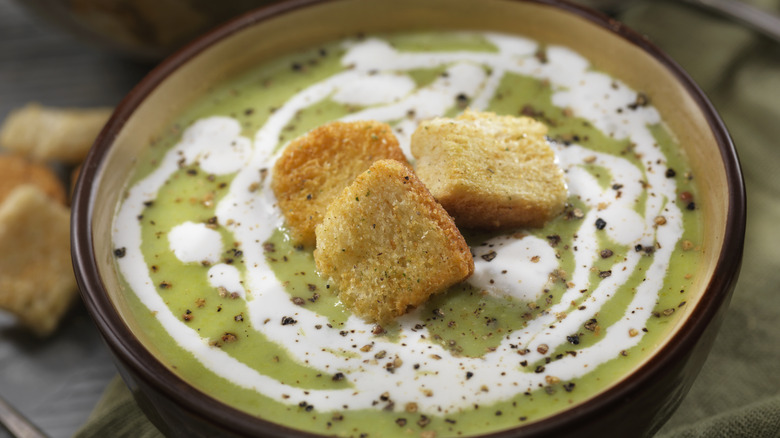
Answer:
[112,32,702,437]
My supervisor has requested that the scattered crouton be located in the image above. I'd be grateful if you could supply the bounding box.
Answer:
[314,159,474,323]
[0,103,112,164]
[272,120,408,247]
[0,185,76,336]
[0,154,67,205]
[411,109,567,229]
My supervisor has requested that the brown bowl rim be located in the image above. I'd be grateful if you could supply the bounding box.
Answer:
[71,0,746,436]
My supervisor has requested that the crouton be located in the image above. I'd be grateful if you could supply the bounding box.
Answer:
[272,120,408,247]
[411,109,567,229]
[314,159,474,323]
[0,103,112,164]
[0,154,66,205]
[0,185,76,336]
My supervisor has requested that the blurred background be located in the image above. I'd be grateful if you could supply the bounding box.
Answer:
[1,0,778,437]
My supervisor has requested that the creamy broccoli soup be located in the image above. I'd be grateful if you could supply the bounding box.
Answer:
[112,31,702,437]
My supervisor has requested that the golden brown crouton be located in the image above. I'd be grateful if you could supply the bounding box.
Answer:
[0,154,67,205]
[0,185,76,336]
[272,120,408,247]
[0,103,112,164]
[314,159,474,323]
[411,109,567,229]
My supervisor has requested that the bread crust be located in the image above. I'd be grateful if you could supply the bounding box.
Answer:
[314,159,474,323]
[272,120,407,247]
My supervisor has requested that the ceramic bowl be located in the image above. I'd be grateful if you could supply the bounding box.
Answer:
[71,0,745,436]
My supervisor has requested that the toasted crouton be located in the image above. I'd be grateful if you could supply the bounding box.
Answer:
[0,154,66,205]
[0,185,76,336]
[314,159,474,323]
[272,121,408,247]
[411,109,567,229]
[0,103,112,164]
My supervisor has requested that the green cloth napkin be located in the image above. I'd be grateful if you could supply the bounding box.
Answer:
[74,1,780,437]
[619,2,780,436]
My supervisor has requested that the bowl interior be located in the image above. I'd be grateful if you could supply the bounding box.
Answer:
[80,0,737,434]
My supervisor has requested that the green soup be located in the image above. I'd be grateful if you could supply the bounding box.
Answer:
[112,31,702,437]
